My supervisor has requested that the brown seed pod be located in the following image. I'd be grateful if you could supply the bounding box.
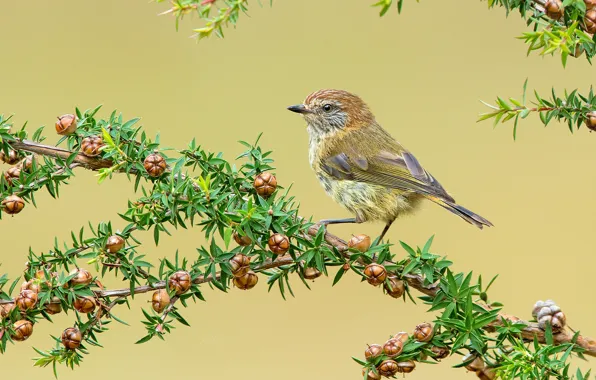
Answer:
[20,280,41,294]
[551,311,567,332]
[585,9,596,34]
[383,338,404,358]
[1,194,25,215]
[16,289,38,311]
[253,172,277,197]
[0,149,19,165]
[303,267,322,280]
[80,135,104,157]
[413,322,434,342]
[44,297,62,315]
[585,111,596,131]
[55,114,77,135]
[430,345,450,359]
[233,271,259,290]
[378,360,399,377]
[143,152,167,177]
[268,233,290,255]
[544,0,563,20]
[0,302,15,319]
[73,296,96,313]
[364,344,383,361]
[477,367,496,380]
[105,235,125,253]
[586,0,596,10]
[232,231,252,246]
[151,289,171,313]
[463,354,485,372]
[348,234,371,252]
[229,254,251,277]
[168,270,191,295]
[61,327,82,350]
[69,268,93,286]
[393,332,409,345]
[3,166,21,185]
[364,263,386,286]
[362,369,381,380]
[397,360,416,374]
[21,155,35,172]
[11,319,33,341]
[384,276,405,298]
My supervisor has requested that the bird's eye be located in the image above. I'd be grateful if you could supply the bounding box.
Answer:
[322,104,332,112]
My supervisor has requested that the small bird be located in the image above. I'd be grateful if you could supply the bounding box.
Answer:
[287,89,492,240]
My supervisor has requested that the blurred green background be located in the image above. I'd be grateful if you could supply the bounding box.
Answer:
[1,1,594,378]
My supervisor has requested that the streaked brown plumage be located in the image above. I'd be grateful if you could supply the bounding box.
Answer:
[288,89,492,240]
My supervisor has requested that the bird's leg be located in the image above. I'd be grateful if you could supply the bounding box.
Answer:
[318,217,358,225]
[378,220,394,242]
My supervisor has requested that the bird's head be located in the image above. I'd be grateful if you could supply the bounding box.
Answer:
[287,89,374,136]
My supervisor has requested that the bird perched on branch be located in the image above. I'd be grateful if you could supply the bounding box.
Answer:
[287,89,492,240]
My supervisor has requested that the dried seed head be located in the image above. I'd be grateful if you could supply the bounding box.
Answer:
[463,354,485,372]
[44,297,62,315]
[544,0,563,20]
[362,369,381,380]
[16,289,38,311]
[363,263,386,286]
[229,253,251,277]
[364,344,383,361]
[303,267,322,280]
[55,114,77,135]
[585,9,596,34]
[0,149,19,165]
[384,277,405,298]
[0,302,15,319]
[268,233,290,255]
[383,338,404,358]
[397,360,416,374]
[80,135,104,157]
[393,332,409,345]
[232,231,252,246]
[69,268,93,286]
[348,234,371,252]
[430,345,450,359]
[143,153,167,177]
[11,319,33,341]
[61,327,83,350]
[151,289,170,313]
[1,194,25,215]
[168,271,191,295]
[585,111,596,132]
[105,235,125,253]
[3,166,21,185]
[413,322,434,342]
[233,271,259,290]
[73,296,96,314]
[20,280,41,294]
[378,360,399,377]
[253,172,277,197]
[477,367,496,380]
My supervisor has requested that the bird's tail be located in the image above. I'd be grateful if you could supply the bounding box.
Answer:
[426,196,493,229]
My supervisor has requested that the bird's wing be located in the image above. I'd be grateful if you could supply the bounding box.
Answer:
[320,138,455,203]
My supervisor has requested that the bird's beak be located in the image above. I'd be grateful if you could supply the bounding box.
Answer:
[287,104,312,114]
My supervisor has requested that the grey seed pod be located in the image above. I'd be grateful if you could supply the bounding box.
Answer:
[553,311,566,327]
[549,305,561,314]
[537,306,552,320]
[544,299,556,307]
[538,315,551,330]
[532,300,545,317]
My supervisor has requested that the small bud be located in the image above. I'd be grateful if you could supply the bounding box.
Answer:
[143,152,167,177]
[0,149,19,165]
[61,327,82,350]
[348,234,371,252]
[73,296,96,313]
[268,233,290,255]
[384,277,405,298]
[232,231,252,246]
[393,332,409,345]
[397,360,416,374]
[544,0,563,20]
[229,254,251,277]
[430,345,450,359]
[383,338,403,358]
[105,235,125,253]
[585,9,596,34]
[168,271,191,295]
[463,354,484,372]
[364,344,383,361]
[363,263,386,286]
[3,166,21,185]
[16,289,38,311]
[44,297,62,315]
[11,319,33,341]
[233,271,259,290]
[151,289,170,313]
[413,322,434,342]
[0,302,15,319]
[362,369,381,380]
[342,262,351,271]
[253,172,277,197]
[303,267,322,280]
[378,360,399,377]
[1,194,25,214]
[69,268,93,286]
[55,114,77,135]
[80,135,104,157]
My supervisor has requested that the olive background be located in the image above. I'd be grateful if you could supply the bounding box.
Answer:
[0,1,595,378]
